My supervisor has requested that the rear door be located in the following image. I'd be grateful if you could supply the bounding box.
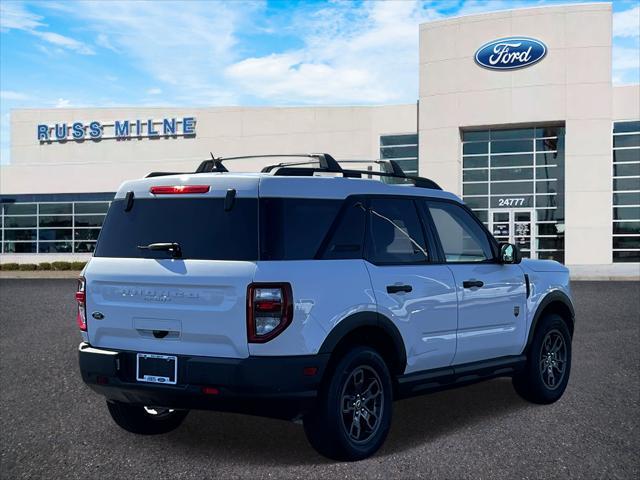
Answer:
[85,192,259,359]
[363,197,458,374]
[421,199,527,365]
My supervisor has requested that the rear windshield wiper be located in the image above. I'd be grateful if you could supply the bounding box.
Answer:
[137,242,182,258]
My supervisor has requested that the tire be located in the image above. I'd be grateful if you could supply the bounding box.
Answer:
[106,401,189,435]
[513,313,572,404]
[303,346,393,461]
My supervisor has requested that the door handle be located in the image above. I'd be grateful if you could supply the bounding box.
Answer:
[463,280,484,289]
[386,284,413,294]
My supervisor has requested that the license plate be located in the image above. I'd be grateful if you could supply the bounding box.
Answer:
[136,353,177,385]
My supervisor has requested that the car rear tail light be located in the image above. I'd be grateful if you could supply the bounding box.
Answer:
[76,276,87,331]
[149,185,210,194]
[247,283,293,343]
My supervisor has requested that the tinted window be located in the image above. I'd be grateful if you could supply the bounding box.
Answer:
[322,200,366,260]
[94,198,258,260]
[260,198,341,260]
[366,198,428,264]
[426,201,493,263]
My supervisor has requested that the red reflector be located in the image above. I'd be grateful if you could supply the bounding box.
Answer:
[255,300,282,312]
[303,367,318,377]
[150,185,210,195]
[75,291,85,303]
[201,386,220,395]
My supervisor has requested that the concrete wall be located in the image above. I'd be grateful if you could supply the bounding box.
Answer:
[2,104,417,195]
[418,2,624,267]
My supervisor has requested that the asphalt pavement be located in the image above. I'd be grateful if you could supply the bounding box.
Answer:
[0,279,638,479]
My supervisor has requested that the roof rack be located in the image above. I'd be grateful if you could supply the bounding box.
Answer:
[146,153,441,190]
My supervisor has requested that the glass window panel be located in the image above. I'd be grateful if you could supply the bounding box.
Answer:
[74,228,102,241]
[463,183,488,195]
[537,208,564,222]
[463,169,488,182]
[380,145,417,159]
[74,202,110,214]
[463,142,488,155]
[614,177,640,191]
[493,212,510,222]
[538,251,565,263]
[613,149,640,163]
[463,156,488,168]
[392,158,418,173]
[613,134,640,148]
[4,229,37,241]
[74,214,106,227]
[464,197,488,209]
[613,251,640,262]
[39,228,73,241]
[536,166,559,179]
[614,163,640,177]
[537,223,564,235]
[536,180,559,194]
[74,241,97,253]
[536,152,562,165]
[491,167,533,181]
[491,154,533,167]
[536,126,564,138]
[3,241,37,253]
[613,236,640,249]
[380,134,417,146]
[614,207,640,220]
[491,182,534,195]
[3,203,36,215]
[492,140,533,153]
[613,221,640,235]
[38,241,73,253]
[39,215,72,227]
[3,216,37,228]
[39,203,72,215]
[490,128,534,140]
[472,210,488,223]
[536,194,562,208]
[537,237,564,250]
[613,192,640,206]
[613,121,640,134]
[462,130,489,141]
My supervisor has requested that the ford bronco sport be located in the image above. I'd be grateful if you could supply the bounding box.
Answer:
[77,154,574,461]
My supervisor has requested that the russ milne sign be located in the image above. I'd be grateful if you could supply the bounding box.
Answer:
[475,37,546,70]
[37,117,196,142]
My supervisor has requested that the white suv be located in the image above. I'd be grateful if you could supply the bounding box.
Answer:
[77,154,574,461]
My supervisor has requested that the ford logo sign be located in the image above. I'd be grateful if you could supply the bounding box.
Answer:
[475,37,547,70]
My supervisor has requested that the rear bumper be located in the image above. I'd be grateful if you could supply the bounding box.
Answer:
[78,342,329,419]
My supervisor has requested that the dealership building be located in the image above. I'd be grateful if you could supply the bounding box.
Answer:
[1,2,638,276]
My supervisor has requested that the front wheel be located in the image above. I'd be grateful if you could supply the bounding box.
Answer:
[513,313,572,404]
[106,401,189,435]
[303,347,393,461]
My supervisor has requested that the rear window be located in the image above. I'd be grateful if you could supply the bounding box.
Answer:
[94,198,259,260]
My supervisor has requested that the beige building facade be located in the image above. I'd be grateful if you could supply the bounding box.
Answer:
[1,3,639,274]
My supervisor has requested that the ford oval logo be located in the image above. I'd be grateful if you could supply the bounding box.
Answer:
[91,311,104,320]
[475,37,547,70]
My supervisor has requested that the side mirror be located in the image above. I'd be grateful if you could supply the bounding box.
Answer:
[499,242,522,264]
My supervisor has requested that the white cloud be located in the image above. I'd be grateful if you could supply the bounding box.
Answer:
[1,1,94,55]
[54,98,71,108]
[146,88,162,95]
[96,33,118,52]
[0,90,30,101]
[613,45,640,84]
[613,6,640,38]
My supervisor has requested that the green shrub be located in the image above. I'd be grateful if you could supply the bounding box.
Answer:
[18,263,38,271]
[51,261,72,271]
[38,262,52,271]
[1,263,20,271]
[71,261,87,271]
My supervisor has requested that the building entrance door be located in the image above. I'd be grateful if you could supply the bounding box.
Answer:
[489,209,535,259]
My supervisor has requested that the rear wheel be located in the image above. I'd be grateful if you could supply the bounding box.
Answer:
[106,401,189,434]
[513,313,572,404]
[303,347,393,461]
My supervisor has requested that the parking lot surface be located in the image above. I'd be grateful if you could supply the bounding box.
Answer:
[1,279,638,479]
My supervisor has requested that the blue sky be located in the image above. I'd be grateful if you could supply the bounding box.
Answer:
[1,0,639,164]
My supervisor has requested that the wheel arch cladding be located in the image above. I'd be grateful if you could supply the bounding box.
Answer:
[318,311,407,377]
[527,290,575,349]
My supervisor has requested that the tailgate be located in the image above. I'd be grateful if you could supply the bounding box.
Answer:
[85,258,256,358]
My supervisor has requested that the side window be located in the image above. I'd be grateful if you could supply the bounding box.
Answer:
[322,199,366,260]
[425,201,493,263]
[366,198,429,264]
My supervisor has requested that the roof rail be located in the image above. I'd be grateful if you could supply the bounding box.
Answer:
[195,153,342,174]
